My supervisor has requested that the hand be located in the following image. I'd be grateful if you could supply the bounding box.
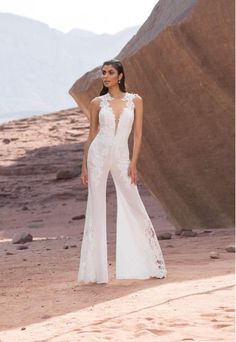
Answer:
[80,163,88,186]
[128,162,138,184]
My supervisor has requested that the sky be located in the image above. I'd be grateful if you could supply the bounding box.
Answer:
[0,0,159,34]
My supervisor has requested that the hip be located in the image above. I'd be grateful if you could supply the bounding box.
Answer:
[87,136,129,163]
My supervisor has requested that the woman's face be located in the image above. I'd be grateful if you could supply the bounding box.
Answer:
[101,64,122,88]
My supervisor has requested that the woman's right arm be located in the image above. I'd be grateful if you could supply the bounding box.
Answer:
[82,97,100,169]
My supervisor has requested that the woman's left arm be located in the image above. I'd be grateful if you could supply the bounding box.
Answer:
[128,94,143,184]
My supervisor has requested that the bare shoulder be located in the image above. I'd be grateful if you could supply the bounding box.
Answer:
[132,93,143,108]
[89,96,101,111]
[90,96,101,105]
[132,92,142,101]
[133,93,142,100]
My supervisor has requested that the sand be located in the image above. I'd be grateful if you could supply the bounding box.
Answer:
[0,110,235,341]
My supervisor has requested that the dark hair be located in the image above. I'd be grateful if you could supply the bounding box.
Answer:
[99,59,127,95]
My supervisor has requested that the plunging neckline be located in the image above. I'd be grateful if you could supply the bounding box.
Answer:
[105,92,129,135]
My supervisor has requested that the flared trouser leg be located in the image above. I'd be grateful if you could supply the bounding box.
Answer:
[78,140,167,283]
[110,160,167,280]
[78,159,110,284]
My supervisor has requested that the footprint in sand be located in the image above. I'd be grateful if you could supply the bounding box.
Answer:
[224,314,234,320]
[146,328,174,336]
[200,313,219,318]
[169,322,189,327]
[217,306,235,312]
[213,324,232,329]
[210,318,219,322]
[223,308,235,312]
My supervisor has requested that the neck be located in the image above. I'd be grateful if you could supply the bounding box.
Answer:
[108,87,126,98]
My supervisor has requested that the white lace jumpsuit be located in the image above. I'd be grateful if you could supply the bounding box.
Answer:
[78,92,167,283]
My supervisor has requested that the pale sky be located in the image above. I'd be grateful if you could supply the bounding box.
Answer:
[0,0,159,34]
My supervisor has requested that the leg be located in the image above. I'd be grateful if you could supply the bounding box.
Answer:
[78,153,110,284]
[110,159,167,280]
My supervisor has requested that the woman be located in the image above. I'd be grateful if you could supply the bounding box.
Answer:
[79,59,167,284]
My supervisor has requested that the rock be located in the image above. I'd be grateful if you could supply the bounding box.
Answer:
[72,215,85,220]
[225,246,235,253]
[70,244,77,248]
[16,245,29,250]
[158,232,172,240]
[12,232,33,244]
[198,230,213,236]
[6,251,14,255]
[48,126,57,131]
[2,138,11,144]
[210,251,220,259]
[0,192,11,197]
[63,245,69,249]
[41,315,51,320]
[180,230,198,237]
[56,167,81,180]
[175,227,192,235]
[22,205,29,211]
[175,228,182,235]
[69,0,234,229]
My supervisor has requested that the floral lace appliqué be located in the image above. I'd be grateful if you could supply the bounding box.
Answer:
[115,146,133,189]
[144,216,167,277]
[87,138,111,187]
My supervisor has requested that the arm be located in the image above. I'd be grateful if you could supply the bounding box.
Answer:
[131,94,143,165]
[128,94,143,184]
[82,97,100,169]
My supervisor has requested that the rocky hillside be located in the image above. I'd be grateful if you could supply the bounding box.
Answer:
[68,0,235,229]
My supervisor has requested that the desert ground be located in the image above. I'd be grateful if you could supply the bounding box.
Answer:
[0,109,235,341]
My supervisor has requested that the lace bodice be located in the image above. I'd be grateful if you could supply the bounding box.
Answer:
[96,92,137,138]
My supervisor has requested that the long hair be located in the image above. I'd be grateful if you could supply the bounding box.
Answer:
[99,59,127,96]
